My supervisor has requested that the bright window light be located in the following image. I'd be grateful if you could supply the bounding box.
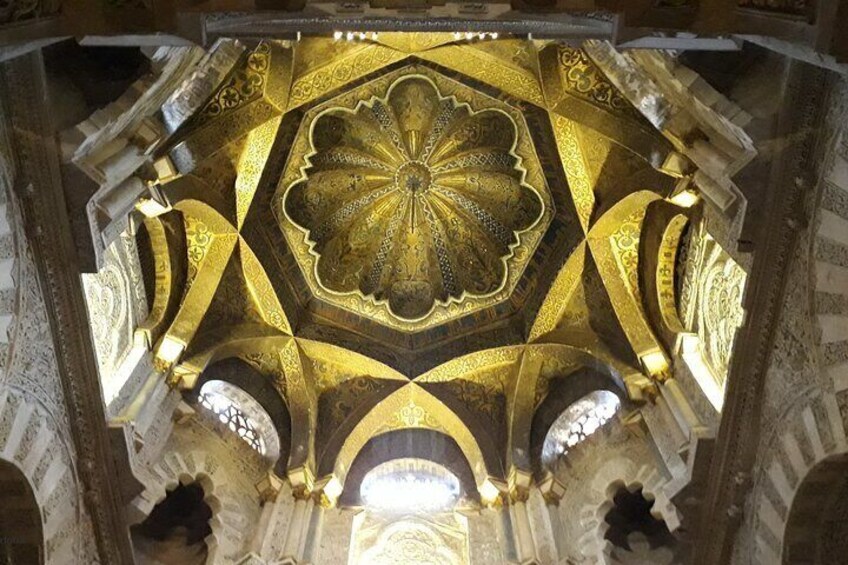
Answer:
[542,390,621,466]
[198,381,266,455]
[360,458,460,514]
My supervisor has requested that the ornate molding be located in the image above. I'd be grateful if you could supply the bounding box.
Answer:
[2,51,134,563]
[692,61,829,563]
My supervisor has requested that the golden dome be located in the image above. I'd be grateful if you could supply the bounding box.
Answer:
[278,73,549,325]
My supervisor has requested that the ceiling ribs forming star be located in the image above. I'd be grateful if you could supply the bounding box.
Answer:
[135,36,697,496]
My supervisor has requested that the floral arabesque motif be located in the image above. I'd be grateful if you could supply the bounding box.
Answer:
[282,75,543,320]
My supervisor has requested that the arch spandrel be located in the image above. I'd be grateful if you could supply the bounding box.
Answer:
[173,329,315,473]
[287,42,408,111]
[235,116,282,231]
[298,338,411,465]
[529,241,589,342]
[154,200,239,368]
[297,338,409,385]
[413,346,524,384]
[238,236,292,335]
[179,322,291,377]
[331,382,497,490]
[538,44,671,166]
[373,32,458,55]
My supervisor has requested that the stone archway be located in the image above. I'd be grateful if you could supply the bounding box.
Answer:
[782,453,848,563]
[130,450,258,563]
[584,472,681,564]
[0,458,43,564]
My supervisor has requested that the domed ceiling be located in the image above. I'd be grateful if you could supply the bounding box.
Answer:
[137,35,698,483]
[277,71,552,328]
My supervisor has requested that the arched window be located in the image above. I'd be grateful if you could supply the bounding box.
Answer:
[351,458,469,565]
[541,389,620,467]
[784,453,848,563]
[197,380,279,461]
[360,458,461,514]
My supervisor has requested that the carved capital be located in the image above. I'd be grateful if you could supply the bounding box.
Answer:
[537,473,566,506]
[479,476,509,508]
[255,471,285,503]
[288,465,315,500]
[508,467,533,503]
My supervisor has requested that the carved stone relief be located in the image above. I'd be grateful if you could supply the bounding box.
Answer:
[275,65,553,331]
[678,222,747,393]
[0,154,100,564]
[82,232,148,384]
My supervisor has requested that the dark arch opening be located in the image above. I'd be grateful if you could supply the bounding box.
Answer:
[604,487,676,552]
[0,459,43,565]
[784,452,848,564]
[130,482,212,565]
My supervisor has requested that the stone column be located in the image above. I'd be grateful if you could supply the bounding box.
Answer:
[482,477,522,563]
[250,473,286,557]
[297,497,315,558]
[509,467,538,563]
[511,501,536,562]
[661,377,708,439]
[493,502,519,563]
[301,501,324,563]
[301,475,341,564]
[282,493,310,561]
[538,474,567,561]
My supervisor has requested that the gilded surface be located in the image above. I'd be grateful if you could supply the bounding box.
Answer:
[375,32,457,54]
[657,215,689,334]
[548,46,639,119]
[200,43,273,120]
[277,68,552,330]
[550,115,595,232]
[334,383,490,485]
[288,43,406,110]
[420,43,546,107]
[132,36,706,495]
[528,243,587,341]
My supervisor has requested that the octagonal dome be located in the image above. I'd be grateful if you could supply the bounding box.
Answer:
[275,67,553,332]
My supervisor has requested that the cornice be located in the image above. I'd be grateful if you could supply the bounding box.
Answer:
[1,51,135,563]
[692,61,831,563]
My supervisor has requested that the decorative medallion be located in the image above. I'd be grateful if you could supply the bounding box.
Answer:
[276,69,553,331]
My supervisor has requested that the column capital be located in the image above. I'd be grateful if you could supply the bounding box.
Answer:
[312,474,343,509]
[508,467,533,503]
[537,473,566,506]
[288,465,315,500]
[480,476,509,508]
[255,471,285,503]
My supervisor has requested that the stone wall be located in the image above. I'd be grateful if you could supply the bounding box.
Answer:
[0,94,101,564]
[731,75,848,564]
[131,408,266,564]
[548,420,680,563]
